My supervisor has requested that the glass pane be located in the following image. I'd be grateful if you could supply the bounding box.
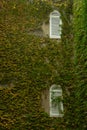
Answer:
[51,101,63,114]
[51,91,62,99]
[51,17,60,36]
[50,85,63,116]
[51,103,59,114]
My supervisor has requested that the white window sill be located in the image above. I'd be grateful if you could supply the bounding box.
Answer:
[50,114,64,117]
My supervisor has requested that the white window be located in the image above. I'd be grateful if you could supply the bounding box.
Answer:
[50,84,63,117]
[50,10,62,39]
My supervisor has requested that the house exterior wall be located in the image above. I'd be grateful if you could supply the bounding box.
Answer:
[0,0,75,129]
[41,88,50,114]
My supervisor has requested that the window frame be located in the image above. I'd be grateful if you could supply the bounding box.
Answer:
[49,84,63,117]
[49,10,62,39]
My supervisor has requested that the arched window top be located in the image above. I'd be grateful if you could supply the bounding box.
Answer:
[50,10,60,17]
[50,84,62,93]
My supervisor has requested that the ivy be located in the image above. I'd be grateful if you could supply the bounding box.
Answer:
[1,0,83,129]
[73,0,87,128]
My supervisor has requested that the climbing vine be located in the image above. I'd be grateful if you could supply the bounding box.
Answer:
[0,0,81,129]
[73,0,87,128]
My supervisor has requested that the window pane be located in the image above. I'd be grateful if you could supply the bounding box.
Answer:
[51,103,59,114]
[50,85,63,116]
[51,100,63,114]
[51,17,60,36]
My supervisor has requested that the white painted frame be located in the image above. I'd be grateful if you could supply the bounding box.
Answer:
[50,84,63,117]
[49,10,62,39]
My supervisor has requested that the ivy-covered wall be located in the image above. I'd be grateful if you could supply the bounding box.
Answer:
[1,0,86,129]
[73,0,87,129]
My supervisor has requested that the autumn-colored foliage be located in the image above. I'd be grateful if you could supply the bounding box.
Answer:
[0,1,66,129]
[1,0,86,129]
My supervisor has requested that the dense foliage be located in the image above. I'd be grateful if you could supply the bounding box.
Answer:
[73,0,87,128]
[0,0,67,129]
[1,0,87,129]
